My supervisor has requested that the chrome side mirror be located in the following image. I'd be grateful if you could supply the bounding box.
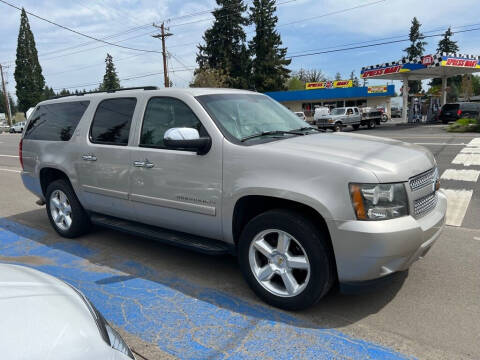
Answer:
[163,128,211,155]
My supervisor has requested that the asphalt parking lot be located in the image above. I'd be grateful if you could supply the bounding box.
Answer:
[0,124,479,360]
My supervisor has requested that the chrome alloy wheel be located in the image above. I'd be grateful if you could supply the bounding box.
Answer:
[49,190,72,231]
[248,229,311,297]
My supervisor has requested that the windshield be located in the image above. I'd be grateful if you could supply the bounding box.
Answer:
[331,108,345,115]
[196,93,310,141]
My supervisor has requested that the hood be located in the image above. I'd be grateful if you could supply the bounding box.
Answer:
[263,132,435,183]
[0,264,115,360]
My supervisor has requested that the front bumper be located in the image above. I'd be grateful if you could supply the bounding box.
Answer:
[329,189,447,282]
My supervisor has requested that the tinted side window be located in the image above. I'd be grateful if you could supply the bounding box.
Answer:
[90,98,137,145]
[442,104,459,112]
[140,97,207,149]
[24,101,89,141]
[354,108,359,114]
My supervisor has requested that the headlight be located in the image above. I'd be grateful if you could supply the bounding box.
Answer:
[66,283,135,359]
[349,183,409,220]
[104,321,135,359]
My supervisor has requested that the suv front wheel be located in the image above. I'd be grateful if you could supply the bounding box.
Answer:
[238,209,334,310]
[46,179,90,238]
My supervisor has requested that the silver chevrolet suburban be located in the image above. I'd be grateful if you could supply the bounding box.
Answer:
[20,87,446,310]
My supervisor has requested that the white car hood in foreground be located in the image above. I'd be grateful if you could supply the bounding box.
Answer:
[266,132,435,183]
[0,264,126,360]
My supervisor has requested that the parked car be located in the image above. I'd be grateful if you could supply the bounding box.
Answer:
[10,121,26,133]
[316,107,361,131]
[20,87,446,310]
[0,263,135,360]
[439,102,480,124]
[294,111,306,121]
[391,107,402,118]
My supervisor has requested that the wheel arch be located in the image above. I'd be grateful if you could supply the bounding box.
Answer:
[231,195,338,280]
[39,167,73,197]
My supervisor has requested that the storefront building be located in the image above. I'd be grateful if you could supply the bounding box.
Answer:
[265,85,395,116]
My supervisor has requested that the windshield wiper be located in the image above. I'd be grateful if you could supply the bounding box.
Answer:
[240,130,305,142]
[291,126,322,133]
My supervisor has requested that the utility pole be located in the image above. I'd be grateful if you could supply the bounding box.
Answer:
[0,64,12,127]
[152,23,173,88]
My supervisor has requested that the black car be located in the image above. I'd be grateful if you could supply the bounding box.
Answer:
[439,102,480,124]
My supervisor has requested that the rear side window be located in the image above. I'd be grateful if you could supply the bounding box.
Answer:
[140,97,207,149]
[90,98,137,146]
[442,104,459,112]
[24,101,89,141]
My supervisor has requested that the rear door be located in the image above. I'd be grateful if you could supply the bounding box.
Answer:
[129,95,223,240]
[75,97,138,219]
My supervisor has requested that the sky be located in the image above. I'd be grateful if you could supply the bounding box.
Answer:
[0,0,480,98]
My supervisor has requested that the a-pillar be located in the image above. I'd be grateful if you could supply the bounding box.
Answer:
[402,76,409,123]
[441,76,447,106]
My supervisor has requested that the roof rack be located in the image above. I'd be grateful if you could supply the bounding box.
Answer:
[52,86,159,99]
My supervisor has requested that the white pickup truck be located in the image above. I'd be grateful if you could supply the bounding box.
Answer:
[316,107,361,131]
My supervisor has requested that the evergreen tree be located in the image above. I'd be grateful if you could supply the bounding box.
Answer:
[335,72,342,81]
[196,0,250,88]
[350,70,359,87]
[99,54,120,91]
[248,0,291,92]
[404,17,427,93]
[42,86,56,100]
[14,8,45,113]
[429,28,460,91]
[437,27,459,54]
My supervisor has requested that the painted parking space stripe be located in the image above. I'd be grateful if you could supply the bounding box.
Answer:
[0,154,19,158]
[0,168,21,173]
[441,169,480,182]
[0,218,413,360]
[443,189,473,227]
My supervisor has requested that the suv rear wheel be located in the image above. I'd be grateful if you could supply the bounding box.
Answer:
[238,209,334,310]
[46,180,90,238]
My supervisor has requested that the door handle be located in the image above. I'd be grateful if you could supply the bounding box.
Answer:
[133,161,145,167]
[144,160,155,168]
[82,154,97,161]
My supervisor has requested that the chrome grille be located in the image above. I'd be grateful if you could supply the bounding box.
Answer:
[414,192,438,217]
[409,167,437,191]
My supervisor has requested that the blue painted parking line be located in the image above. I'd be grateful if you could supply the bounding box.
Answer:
[0,218,413,360]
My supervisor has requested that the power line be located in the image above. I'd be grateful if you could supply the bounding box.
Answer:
[287,22,480,56]
[50,66,196,91]
[287,26,480,59]
[0,0,162,55]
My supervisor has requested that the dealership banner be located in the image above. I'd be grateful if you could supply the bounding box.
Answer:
[306,80,353,90]
[367,86,388,94]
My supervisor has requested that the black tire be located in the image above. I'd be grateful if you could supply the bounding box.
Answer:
[367,119,376,129]
[333,122,342,132]
[352,124,360,131]
[238,209,334,310]
[45,179,90,238]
